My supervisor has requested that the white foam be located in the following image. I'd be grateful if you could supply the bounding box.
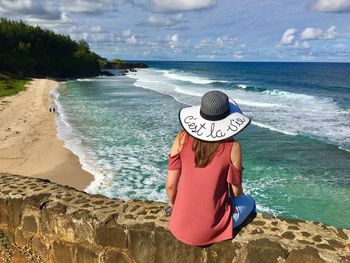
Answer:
[162,70,229,85]
[174,87,203,97]
[127,68,350,150]
[252,121,297,136]
[236,99,281,108]
[77,78,95,82]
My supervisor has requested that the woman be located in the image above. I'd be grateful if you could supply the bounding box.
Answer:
[166,90,256,246]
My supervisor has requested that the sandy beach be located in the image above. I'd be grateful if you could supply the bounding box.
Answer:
[0,78,93,191]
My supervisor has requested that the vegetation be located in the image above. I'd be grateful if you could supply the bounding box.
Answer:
[0,78,29,97]
[111,59,125,64]
[0,18,101,79]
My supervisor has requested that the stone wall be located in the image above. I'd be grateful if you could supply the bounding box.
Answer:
[0,173,349,263]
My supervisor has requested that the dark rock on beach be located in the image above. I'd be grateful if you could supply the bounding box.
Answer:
[100,71,114,76]
[103,61,148,70]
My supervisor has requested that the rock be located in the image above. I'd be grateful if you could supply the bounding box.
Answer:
[285,246,325,263]
[100,71,114,76]
[0,173,349,263]
[237,238,288,263]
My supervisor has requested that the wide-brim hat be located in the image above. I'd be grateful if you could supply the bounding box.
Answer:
[179,90,250,142]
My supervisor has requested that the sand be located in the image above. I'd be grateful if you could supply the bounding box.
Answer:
[0,78,93,191]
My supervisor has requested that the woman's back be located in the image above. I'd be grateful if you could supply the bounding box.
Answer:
[168,134,242,246]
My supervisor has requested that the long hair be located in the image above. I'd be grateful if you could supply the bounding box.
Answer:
[178,130,220,168]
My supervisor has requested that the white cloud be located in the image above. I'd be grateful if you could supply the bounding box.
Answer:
[197,54,217,60]
[145,13,183,27]
[300,25,336,40]
[167,33,179,48]
[279,26,336,51]
[312,0,350,13]
[233,51,243,59]
[0,0,60,19]
[280,28,298,45]
[59,0,118,13]
[122,30,132,37]
[25,12,73,29]
[88,32,112,43]
[150,0,216,13]
[195,36,237,49]
[292,40,311,49]
[126,35,137,44]
[90,25,104,33]
[334,43,346,50]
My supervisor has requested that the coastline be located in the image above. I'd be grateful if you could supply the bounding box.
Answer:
[0,78,93,191]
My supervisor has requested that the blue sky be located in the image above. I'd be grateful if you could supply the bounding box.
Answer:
[1,0,350,61]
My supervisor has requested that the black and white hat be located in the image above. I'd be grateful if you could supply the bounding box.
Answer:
[179,90,250,142]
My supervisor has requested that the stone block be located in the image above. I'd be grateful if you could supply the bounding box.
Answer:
[128,223,155,263]
[30,235,49,262]
[14,228,27,247]
[24,194,51,209]
[236,238,288,263]
[0,198,24,228]
[154,226,204,263]
[95,222,127,249]
[103,250,132,263]
[76,245,99,263]
[207,240,240,263]
[52,240,76,263]
[22,215,38,233]
[285,246,325,263]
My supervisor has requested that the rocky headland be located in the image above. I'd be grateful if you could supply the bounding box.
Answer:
[0,173,349,263]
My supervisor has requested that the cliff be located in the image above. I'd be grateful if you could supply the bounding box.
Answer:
[0,173,349,263]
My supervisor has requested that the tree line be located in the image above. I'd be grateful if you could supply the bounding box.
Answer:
[0,18,101,78]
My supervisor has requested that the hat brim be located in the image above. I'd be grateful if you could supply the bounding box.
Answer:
[179,99,250,142]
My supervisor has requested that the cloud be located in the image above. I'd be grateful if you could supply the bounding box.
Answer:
[150,0,216,13]
[126,34,137,44]
[90,25,105,33]
[122,30,132,37]
[59,0,118,14]
[144,13,183,27]
[25,12,73,29]
[293,40,311,49]
[311,0,350,13]
[280,28,298,45]
[0,0,60,20]
[195,36,237,49]
[167,33,179,48]
[300,25,336,40]
[279,26,336,50]
[233,51,243,59]
[334,43,346,50]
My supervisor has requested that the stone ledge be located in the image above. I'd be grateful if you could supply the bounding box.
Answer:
[0,173,349,263]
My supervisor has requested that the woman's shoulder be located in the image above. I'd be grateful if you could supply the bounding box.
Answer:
[169,130,188,156]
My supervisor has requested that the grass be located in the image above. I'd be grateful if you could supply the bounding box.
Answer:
[0,230,10,249]
[0,78,30,97]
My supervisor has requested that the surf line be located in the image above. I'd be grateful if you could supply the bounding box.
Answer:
[183,115,247,139]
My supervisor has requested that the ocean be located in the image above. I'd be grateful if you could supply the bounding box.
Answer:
[52,61,350,228]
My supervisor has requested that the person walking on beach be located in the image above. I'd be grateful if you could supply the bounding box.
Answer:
[166,90,256,246]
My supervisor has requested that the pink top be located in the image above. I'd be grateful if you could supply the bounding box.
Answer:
[168,135,242,246]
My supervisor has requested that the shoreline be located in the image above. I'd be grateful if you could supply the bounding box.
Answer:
[0,78,93,191]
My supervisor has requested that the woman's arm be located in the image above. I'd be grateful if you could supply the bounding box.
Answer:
[166,170,181,205]
[230,140,244,197]
[166,132,184,205]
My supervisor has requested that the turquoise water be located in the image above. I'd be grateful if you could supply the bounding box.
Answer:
[53,62,350,228]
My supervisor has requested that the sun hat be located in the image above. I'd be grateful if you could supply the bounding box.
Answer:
[179,90,250,142]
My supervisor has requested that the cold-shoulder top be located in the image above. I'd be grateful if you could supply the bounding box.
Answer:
[168,135,242,246]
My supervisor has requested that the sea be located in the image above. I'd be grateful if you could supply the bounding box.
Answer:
[51,61,350,228]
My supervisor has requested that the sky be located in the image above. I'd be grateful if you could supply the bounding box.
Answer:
[1,0,350,62]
